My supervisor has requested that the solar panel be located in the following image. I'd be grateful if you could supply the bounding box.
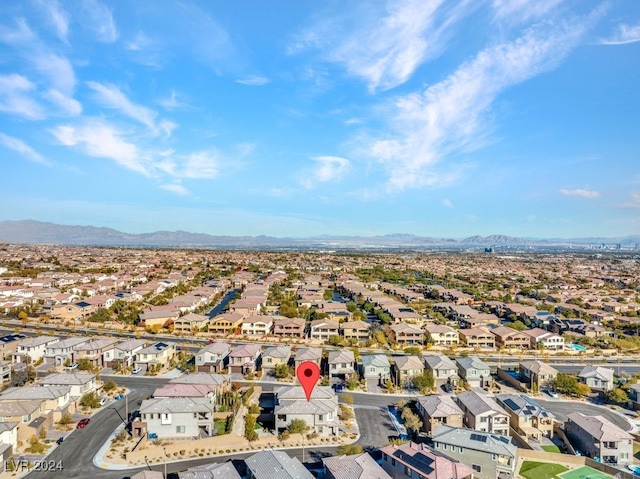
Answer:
[503,399,519,411]
[470,433,487,443]
[394,450,435,474]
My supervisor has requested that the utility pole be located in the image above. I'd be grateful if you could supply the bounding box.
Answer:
[163,447,167,479]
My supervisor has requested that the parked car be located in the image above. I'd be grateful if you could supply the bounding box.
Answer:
[131,367,142,374]
[76,418,90,429]
[56,436,64,445]
[114,394,124,400]
[99,397,107,406]
[66,363,79,370]
[547,390,559,398]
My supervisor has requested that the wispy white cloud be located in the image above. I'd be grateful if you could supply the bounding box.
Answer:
[43,89,82,116]
[364,7,605,191]
[292,0,472,92]
[86,81,172,136]
[0,74,45,120]
[301,156,350,188]
[50,119,150,176]
[0,132,52,166]
[599,22,640,45]
[492,0,563,23]
[126,31,149,51]
[443,198,454,208]
[559,188,600,198]
[32,52,76,94]
[0,18,36,44]
[159,183,189,196]
[619,191,640,209]
[158,90,188,110]
[80,0,118,43]
[36,0,70,42]
[156,151,220,180]
[236,75,270,86]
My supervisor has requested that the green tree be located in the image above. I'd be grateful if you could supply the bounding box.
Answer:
[412,371,434,394]
[274,363,290,379]
[244,414,258,441]
[509,320,526,331]
[103,379,117,392]
[323,289,334,300]
[403,346,422,356]
[335,444,363,455]
[287,418,310,435]
[401,407,423,435]
[606,387,629,405]
[58,413,73,426]
[328,335,343,347]
[79,391,101,408]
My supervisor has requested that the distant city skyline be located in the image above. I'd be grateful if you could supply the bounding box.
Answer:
[1,1,639,238]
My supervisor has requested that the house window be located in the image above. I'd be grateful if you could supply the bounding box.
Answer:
[472,464,482,473]
[176,425,185,433]
[480,416,488,423]
[404,465,410,476]
[492,453,497,461]
[391,458,396,466]
[267,358,272,363]
[442,444,448,450]
[383,453,388,461]
[319,415,324,421]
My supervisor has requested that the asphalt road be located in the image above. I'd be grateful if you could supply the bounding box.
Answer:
[535,398,634,430]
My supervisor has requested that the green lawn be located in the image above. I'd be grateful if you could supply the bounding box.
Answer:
[213,420,227,435]
[560,466,613,479]
[520,461,569,479]
[542,445,562,453]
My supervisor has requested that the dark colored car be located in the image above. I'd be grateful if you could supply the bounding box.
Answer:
[56,436,64,444]
[76,418,90,429]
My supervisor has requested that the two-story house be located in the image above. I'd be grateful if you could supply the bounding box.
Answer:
[273,317,306,338]
[273,385,339,436]
[360,354,391,383]
[241,315,274,337]
[134,342,176,372]
[392,355,424,388]
[424,324,459,347]
[228,344,261,375]
[432,425,517,479]
[195,341,232,373]
[490,326,531,350]
[424,355,459,388]
[72,338,119,369]
[294,347,322,375]
[522,328,565,350]
[519,360,558,391]
[246,451,313,479]
[104,339,147,369]
[0,334,27,361]
[340,321,370,342]
[459,327,496,349]
[456,356,491,389]
[309,319,340,342]
[566,412,633,465]
[324,452,391,479]
[578,366,614,392]
[380,442,473,479]
[327,350,355,380]
[168,372,231,398]
[209,312,243,335]
[496,394,555,440]
[456,390,510,436]
[173,312,210,334]
[137,397,215,439]
[416,395,463,435]
[14,336,60,364]
[38,372,96,398]
[390,323,424,347]
[43,337,88,366]
[261,345,291,375]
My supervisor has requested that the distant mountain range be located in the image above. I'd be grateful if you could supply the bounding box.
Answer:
[0,220,638,250]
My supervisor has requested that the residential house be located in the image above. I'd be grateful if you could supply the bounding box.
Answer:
[361,354,391,383]
[578,366,614,392]
[273,317,306,338]
[459,327,495,349]
[628,384,640,410]
[13,336,60,364]
[380,441,473,479]
[416,395,464,435]
[173,313,210,334]
[273,385,339,436]
[327,350,355,379]
[424,325,459,347]
[309,319,340,342]
[177,462,241,479]
[43,337,88,366]
[261,346,291,374]
[229,298,263,316]
[0,334,27,361]
[228,344,261,375]
[0,361,10,383]
[138,309,179,329]
[317,301,351,321]
[456,356,491,389]
[0,386,74,422]
[134,342,176,372]
[456,390,510,436]
[241,315,274,337]
[496,394,554,440]
[152,383,217,403]
[294,347,322,375]
[340,320,370,342]
[0,400,45,443]
[519,360,558,391]
[209,312,243,334]
[323,452,391,479]
[195,342,232,373]
[104,339,147,369]
[245,450,314,479]
[137,397,215,439]
[169,373,231,397]
[432,425,518,479]
[392,356,424,388]
[0,422,18,462]
[72,338,119,369]
[38,372,96,398]
[490,326,531,350]
[566,412,633,465]
[424,355,459,388]
[522,328,565,350]
[390,323,424,347]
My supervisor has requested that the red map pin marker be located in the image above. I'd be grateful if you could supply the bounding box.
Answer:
[297,361,320,401]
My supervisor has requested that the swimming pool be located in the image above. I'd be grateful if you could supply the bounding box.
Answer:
[568,343,587,352]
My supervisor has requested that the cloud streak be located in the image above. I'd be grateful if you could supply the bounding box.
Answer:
[599,22,640,45]
[0,132,52,166]
[301,156,350,188]
[560,188,600,198]
[0,74,44,120]
[364,7,605,191]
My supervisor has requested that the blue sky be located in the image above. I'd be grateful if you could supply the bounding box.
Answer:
[1,0,639,238]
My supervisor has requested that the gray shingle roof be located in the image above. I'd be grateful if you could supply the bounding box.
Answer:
[322,453,391,479]
[432,425,517,456]
[245,450,314,479]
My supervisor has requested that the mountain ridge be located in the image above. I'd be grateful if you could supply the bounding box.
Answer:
[0,220,638,249]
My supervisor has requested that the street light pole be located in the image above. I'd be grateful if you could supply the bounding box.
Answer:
[163,447,167,479]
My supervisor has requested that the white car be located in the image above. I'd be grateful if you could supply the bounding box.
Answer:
[99,397,107,406]
[131,367,142,374]
[66,363,79,370]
